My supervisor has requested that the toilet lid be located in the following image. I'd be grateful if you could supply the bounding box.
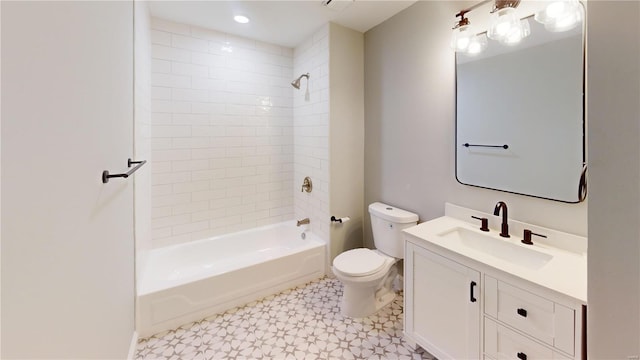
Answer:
[333,248,386,277]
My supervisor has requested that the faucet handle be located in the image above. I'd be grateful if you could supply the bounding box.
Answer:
[471,216,489,232]
[522,229,547,245]
[301,176,312,193]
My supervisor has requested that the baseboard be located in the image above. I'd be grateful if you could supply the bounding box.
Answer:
[127,331,139,360]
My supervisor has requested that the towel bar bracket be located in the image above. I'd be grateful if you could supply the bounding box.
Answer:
[102,158,147,184]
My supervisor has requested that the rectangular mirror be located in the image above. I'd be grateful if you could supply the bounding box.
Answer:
[456,14,585,203]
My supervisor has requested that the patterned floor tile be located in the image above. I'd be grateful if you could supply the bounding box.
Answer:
[136,277,436,360]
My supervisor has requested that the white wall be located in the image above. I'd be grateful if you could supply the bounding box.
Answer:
[293,24,331,243]
[366,0,640,356]
[1,2,135,358]
[363,1,587,251]
[329,23,365,261]
[587,1,640,357]
[149,18,294,248]
[134,0,152,292]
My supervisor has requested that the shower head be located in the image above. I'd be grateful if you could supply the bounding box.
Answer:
[291,73,310,89]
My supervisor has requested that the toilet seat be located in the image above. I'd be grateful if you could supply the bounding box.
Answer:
[333,248,387,277]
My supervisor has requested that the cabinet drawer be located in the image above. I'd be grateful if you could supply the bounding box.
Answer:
[485,318,571,360]
[484,276,575,355]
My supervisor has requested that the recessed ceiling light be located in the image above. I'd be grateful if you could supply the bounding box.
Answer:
[234,15,250,24]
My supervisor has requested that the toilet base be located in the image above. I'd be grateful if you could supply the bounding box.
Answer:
[341,285,397,318]
[338,265,399,318]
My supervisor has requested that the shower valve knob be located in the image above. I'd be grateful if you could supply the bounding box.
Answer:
[301,176,312,193]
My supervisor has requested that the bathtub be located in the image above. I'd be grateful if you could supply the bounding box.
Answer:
[136,221,326,338]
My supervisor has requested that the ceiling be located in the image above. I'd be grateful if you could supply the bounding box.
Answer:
[148,1,417,48]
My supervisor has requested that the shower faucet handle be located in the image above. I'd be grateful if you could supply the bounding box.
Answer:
[301,176,312,193]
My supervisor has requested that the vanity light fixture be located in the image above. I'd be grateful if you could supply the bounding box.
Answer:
[451,11,488,55]
[451,0,582,55]
[450,13,473,52]
[487,0,530,46]
[534,0,582,32]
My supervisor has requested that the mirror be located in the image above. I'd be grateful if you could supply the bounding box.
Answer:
[456,15,584,203]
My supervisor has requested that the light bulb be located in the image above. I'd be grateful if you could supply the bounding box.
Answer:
[503,31,523,45]
[466,34,487,55]
[488,7,519,42]
[547,10,581,32]
[501,19,530,46]
[495,22,511,37]
[451,25,473,52]
[535,0,582,32]
[546,2,566,18]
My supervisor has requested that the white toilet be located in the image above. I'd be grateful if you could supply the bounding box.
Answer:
[332,202,419,318]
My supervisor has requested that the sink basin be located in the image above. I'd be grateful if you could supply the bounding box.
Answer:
[402,208,588,303]
[438,227,553,270]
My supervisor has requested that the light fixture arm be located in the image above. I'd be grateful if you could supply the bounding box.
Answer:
[454,0,492,18]
[455,0,520,17]
[453,13,470,29]
[491,0,521,13]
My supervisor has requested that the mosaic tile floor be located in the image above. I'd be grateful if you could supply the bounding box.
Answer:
[136,277,436,360]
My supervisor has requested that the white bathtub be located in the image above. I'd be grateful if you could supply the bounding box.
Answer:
[136,221,326,338]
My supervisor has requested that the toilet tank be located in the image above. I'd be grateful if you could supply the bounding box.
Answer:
[369,202,419,259]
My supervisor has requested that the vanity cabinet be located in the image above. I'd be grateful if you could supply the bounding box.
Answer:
[484,275,577,358]
[404,237,585,360]
[404,242,481,359]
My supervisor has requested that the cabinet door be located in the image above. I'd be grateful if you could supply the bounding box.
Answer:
[405,242,481,359]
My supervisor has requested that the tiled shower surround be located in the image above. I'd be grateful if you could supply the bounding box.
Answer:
[293,24,331,244]
[149,18,295,248]
[134,2,153,281]
[136,277,435,360]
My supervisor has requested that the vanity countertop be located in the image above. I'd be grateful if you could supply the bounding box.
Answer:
[403,207,587,304]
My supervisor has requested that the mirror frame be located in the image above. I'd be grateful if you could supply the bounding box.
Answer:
[454,14,586,203]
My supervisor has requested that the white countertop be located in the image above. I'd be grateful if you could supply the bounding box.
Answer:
[403,215,587,304]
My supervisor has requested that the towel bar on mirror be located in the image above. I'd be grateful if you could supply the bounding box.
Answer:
[462,143,509,149]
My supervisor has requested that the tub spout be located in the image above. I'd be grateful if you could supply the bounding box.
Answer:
[297,218,310,226]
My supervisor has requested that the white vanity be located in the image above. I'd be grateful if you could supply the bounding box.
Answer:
[403,203,587,360]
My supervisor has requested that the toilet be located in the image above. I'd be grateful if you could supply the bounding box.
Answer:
[332,202,419,318]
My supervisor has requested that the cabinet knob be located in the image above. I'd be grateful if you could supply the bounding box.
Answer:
[517,308,528,317]
[517,352,527,360]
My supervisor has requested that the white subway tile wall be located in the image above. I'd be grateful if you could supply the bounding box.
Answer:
[293,25,331,243]
[134,2,153,282]
[150,18,294,248]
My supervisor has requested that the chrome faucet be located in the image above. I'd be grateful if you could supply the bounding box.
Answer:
[296,218,310,227]
[493,201,510,238]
